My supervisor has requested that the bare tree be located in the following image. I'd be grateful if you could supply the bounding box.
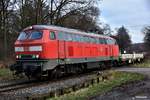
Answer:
[0,0,102,60]
[0,0,17,59]
[16,0,100,30]
[44,0,100,24]
[102,24,111,35]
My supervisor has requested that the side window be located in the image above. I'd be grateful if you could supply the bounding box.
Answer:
[72,34,76,41]
[110,39,113,44]
[106,39,114,44]
[90,37,93,43]
[103,38,107,44]
[96,38,99,44]
[75,34,80,42]
[111,39,116,45]
[58,32,64,40]
[99,38,103,44]
[83,36,87,42]
[91,37,95,43]
[76,35,82,42]
[106,39,110,44]
[89,37,92,43]
[106,39,109,44]
[50,31,56,40]
[109,39,113,44]
[84,36,89,43]
[79,35,82,42]
[99,38,109,44]
[67,33,73,41]
[72,34,81,42]
[86,36,90,43]
[74,34,78,42]
[93,38,97,43]
[80,35,84,42]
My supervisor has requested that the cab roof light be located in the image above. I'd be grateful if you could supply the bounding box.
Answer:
[23,26,33,31]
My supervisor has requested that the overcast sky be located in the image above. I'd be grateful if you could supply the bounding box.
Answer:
[99,0,150,43]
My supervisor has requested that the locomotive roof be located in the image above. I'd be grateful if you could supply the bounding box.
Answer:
[24,25,113,40]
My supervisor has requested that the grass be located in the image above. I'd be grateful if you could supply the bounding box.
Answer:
[132,60,150,68]
[0,68,14,80]
[48,71,145,100]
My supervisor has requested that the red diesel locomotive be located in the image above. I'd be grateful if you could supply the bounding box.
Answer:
[11,25,119,78]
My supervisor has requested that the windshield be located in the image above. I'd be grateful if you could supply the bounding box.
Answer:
[17,30,42,40]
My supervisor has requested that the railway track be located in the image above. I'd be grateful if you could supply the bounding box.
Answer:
[0,71,104,99]
[0,79,38,92]
[0,66,136,99]
[0,79,35,87]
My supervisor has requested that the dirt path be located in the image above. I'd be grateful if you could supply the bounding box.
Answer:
[91,67,150,100]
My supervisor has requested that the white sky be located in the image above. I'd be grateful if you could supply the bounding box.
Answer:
[99,0,150,43]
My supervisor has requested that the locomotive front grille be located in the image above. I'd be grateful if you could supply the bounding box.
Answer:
[16,54,39,59]
[21,55,33,59]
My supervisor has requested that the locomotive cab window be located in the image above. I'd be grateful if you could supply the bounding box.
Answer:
[17,30,42,40]
[50,32,56,40]
[29,31,42,40]
[17,32,28,40]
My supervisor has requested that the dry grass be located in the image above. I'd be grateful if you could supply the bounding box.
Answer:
[0,68,14,80]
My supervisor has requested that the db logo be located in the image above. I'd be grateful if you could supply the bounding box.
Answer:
[24,46,29,51]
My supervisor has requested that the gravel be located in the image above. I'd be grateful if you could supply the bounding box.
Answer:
[0,73,97,99]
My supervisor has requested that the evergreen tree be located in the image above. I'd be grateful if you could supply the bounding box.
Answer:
[143,26,150,49]
[115,26,132,52]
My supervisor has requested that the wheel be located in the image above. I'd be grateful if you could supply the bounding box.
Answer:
[113,61,118,67]
[99,62,106,70]
[50,66,64,79]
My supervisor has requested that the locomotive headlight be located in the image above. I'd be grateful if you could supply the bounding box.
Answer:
[15,47,24,52]
[29,46,42,52]
[16,55,21,59]
[32,54,39,59]
[36,55,39,58]
[16,55,19,59]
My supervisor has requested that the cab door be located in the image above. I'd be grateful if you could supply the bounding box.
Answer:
[109,45,113,57]
[58,40,66,59]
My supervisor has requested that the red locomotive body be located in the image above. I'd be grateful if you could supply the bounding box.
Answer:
[12,25,119,78]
